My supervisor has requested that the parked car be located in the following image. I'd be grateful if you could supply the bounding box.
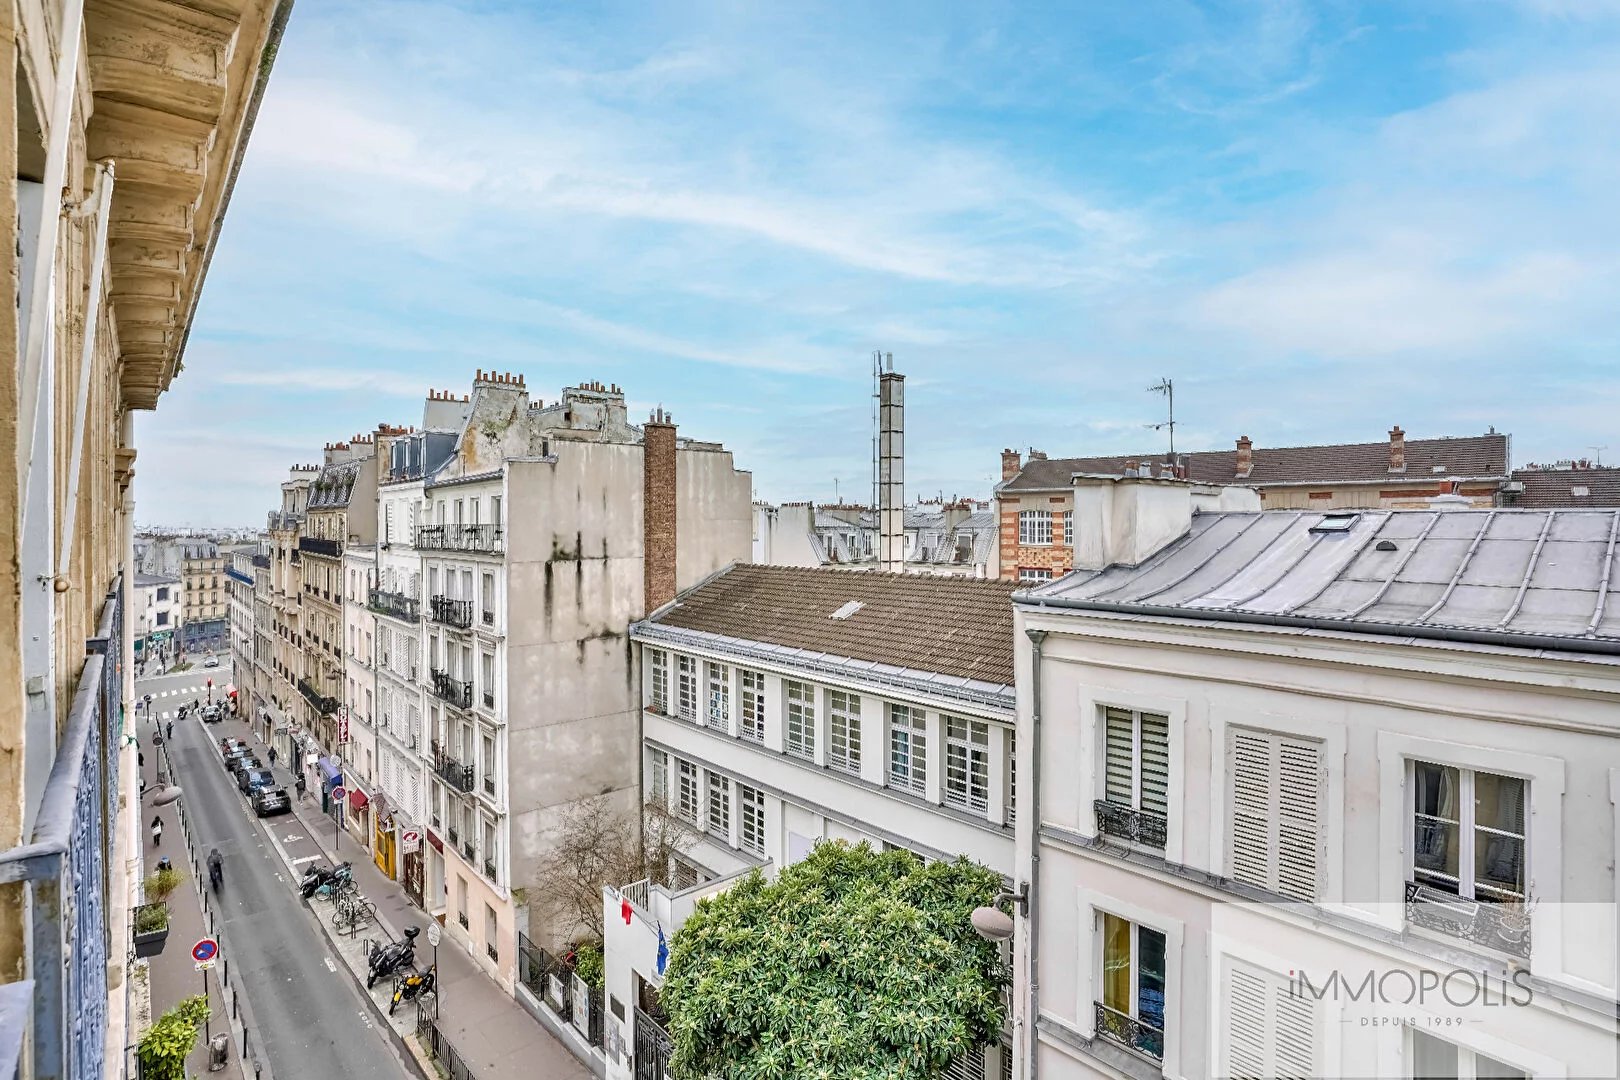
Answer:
[203,655,219,668]
[252,787,291,817]
[219,736,245,758]
[224,750,261,776]
[201,704,224,723]
[238,768,276,796]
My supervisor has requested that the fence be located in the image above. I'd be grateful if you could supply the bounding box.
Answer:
[416,1004,478,1080]
[516,934,604,1049]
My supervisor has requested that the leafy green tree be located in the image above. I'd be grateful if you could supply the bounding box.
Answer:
[662,841,1006,1080]
[137,994,211,1080]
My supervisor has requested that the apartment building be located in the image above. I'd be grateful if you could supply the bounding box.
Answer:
[248,546,277,743]
[996,427,1510,580]
[600,564,1019,1080]
[223,546,258,715]
[265,468,315,761]
[133,573,182,663]
[343,542,379,848]
[754,500,999,577]
[1009,488,1619,1079]
[179,539,228,653]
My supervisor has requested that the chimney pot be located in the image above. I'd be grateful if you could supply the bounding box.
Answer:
[1235,435,1254,479]
[1001,448,1022,481]
[1389,425,1407,473]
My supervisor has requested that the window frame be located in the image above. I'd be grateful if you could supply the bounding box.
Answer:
[827,690,862,774]
[785,680,816,760]
[647,649,668,713]
[738,669,765,743]
[676,654,698,722]
[675,759,700,824]
[888,704,927,796]
[1096,911,1167,1062]
[1409,760,1527,903]
[943,716,990,812]
[1018,567,1053,584]
[706,770,731,840]
[1018,509,1052,546]
[738,784,766,856]
[707,662,729,729]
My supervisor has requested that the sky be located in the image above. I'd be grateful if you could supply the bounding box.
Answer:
[136,0,1620,527]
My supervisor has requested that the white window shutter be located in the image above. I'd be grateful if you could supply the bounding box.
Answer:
[1139,712,1171,818]
[1229,730,1275,890]
[1104,707,1134,805]
[1228,729,1322,902]
[1276,737,1323,902]
[1220,959,1319,1080]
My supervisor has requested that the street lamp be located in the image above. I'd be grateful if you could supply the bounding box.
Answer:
[970,887,1027,943]
[150,784,184,806]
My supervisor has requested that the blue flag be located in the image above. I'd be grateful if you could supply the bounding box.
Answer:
[656,923,669,975]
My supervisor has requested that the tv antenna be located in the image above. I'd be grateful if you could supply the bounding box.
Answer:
[1590,446,1608,467]
[1147,378,1175,456]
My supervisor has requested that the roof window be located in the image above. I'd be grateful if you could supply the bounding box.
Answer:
[830,600,865,620]
[1310,513,1359,534]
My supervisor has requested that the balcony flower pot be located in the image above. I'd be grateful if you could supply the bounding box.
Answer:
[133,902,171,958]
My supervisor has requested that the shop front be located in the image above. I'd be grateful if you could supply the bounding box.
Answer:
[346,787,372,852]
[374,807,397,879]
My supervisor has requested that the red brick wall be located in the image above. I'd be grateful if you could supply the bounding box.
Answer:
[643,420,678,613]
[998,503,1073,580]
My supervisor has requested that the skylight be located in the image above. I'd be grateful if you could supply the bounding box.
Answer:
[1310,513,1359,534]
[830,600,865,620]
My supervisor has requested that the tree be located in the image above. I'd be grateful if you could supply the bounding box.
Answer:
[137,994,210,1080]
[532,796,696,944]
[662,840,1007,1080]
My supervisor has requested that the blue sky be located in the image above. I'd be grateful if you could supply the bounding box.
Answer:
[137,0,1620,526]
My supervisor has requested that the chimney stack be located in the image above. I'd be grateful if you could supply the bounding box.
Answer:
[1235,435,1253,479]
[1001,448,1022,481]
[1389,426,1406,473]
[643,408,678,613]
[878,369,905,573]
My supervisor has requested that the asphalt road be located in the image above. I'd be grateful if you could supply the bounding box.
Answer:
[150,677,415,1080]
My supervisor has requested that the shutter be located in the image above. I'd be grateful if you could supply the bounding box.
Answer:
[941,1047,986,1080]
[1139,713,1170,818]
[1104,707,1134,805]
[1223,964,1269,1080]
[1220,959,1319,1080]
[1229,731,1274,890]
[1275,738,1322,902]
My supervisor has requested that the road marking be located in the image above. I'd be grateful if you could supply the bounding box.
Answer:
[291,854,322,866]
[325,957,337,972]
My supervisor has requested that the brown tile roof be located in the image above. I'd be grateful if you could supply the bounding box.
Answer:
[1509,468,1620,509]
[1004,433,1509,491]
[645,564,1017,686]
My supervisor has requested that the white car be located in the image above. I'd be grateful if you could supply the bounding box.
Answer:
[203,655,219,668]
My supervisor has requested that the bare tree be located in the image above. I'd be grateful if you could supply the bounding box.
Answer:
[535,796,697,943]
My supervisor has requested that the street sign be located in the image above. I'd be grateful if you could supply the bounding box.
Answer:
[426,922,441,948]
[399,829,422,855]
[191,938,218,964]
[330,786,346,803]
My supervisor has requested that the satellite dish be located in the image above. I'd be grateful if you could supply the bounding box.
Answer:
[970,905,1014,942]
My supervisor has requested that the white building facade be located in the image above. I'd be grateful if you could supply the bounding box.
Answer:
[343,543,379,851]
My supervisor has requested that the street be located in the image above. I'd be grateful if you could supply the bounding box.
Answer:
[139,667,416,1080]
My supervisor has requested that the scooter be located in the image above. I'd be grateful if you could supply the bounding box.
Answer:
[207,849,223,893]
[310,865,355,901]
[299,861,351,899]
[367,926,419,989]
[388,965,436,1015]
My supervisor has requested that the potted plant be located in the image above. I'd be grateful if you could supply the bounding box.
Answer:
[133,865,184,957]
[137,995,210,1080]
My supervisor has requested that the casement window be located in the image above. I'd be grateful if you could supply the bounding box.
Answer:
[785,681,816,759]
[739,785,766,856]
[888,705,927,795]
[707,663,729,728]
[706,771,731,840]
[1063,510,1074,547]
[1018,567,1053,584]
[481,733,496,796]
[1229,729,1324,902]
[648,649,668,713]
[944,717,990,812]
[1096,913,1166,1061]
[649,748,669,803]
[1411,762,1526,903]
[1005,730,1017,824]
[675,759,699,823]
[670,858,703,891]
[1222,958,1318,1079]
[1098,707,1170,848]
[739,670,765,743]
[828,690,862,774]
[1018,510,1052,546]
[1408,1029,1525,1080]
[676,655,698,722]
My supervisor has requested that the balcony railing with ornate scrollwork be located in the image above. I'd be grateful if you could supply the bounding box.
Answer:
[429,595,473,629]
[434,749,475,794]
[298,535,343,559]
[1093,799,1168,849]
[1404,881,1532,959]
[430,669,473,710]
[1094,1002,1164,1061]
[416,523,505,554]
[298,677,339,715]
[368,587,419,623]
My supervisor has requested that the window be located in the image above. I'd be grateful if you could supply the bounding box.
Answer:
[706,771,730,839]
[1099,707,1170,848]
[481,573,495,621]
[676,759,699,823]
[157,586,169,601]
[429,567,439,597]
[888,704,927,795]
[1230,729,1323,901]
[485,903,498,962]
[491,495,502,526]
[482,733,496,796]
[648,649,668,712]
[649,748,669,803]
[1018,510,1051,546]
[739,785,766,856]
[676,655,698,721]
[738,670,765,742]
[1018,567,1053,584]
[944,717,990,811]
[785,681,815,759]
[1222,958,1317,1078]
[156,611,169,627]
[481,652,495,708]
[1005,730,1017,824]
[1063,509,1073,547]
[828,690,861,774]
[483,821,498,879]
[707,663,729,728]
[1408,1029,1525,1079]
[1412,762,1525,903]
[1098,913,1166,1061]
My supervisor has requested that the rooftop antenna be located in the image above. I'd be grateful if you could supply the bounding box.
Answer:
[1590,446,1608,467]
[1147,377,1175,456]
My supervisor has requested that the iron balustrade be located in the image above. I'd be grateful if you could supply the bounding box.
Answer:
[430,669,473,709]
[435,751,475,794]
[1404,881,1532,959]
[298,535,343,558]
[298,677,340,715]
[416,1007,478,1080]
[461,840,476,862]
[416,523,505,554]
[1092,799,1168,849]
[250,553,271,570]
[1093,1002,1164,1061]
[483,859,497,882]
[368,588,420,622]
[430,596,474,629]
[633,1007,675,1080]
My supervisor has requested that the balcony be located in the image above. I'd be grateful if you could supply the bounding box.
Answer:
[1094,1002,1164,1061]
[430,668,473,710]
[368,587,419,623]
[298,535,343,559]
[1404,882,1531,959]
[447,824,459,845]
[429,595,473,629]
[416,523,505,554]
[483,859,497,881]
[1093,800,1167,849]
[434,750,476,794]
[461,840,476,862]
[251,553,271,570]
[225,566,254,587]
[297,677,340,715]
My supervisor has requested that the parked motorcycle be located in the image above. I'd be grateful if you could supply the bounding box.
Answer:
[299,860,351,899]
[367,926,420,989]
[389,965,436,1015]
[310,866,355,901]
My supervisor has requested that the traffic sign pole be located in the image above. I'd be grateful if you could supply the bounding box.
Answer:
[191,939,219,1044]
[330,785,346,852]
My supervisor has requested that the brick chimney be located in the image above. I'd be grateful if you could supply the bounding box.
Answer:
[1235,435,1253,479]
[1389,425,1406,473]
[643,409,678,614]
[1001,448,1022,482]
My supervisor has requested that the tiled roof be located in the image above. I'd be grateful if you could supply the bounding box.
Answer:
[645,563,1018,685]
[1004,433,1510,491]
[1509,469,1620,509]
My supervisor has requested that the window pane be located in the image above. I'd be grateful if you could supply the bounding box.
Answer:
[1414,762,1460,821]
[1101,913,1132,1015]
[1137,927,1166,1032]
[1474,772,1525,835]
[1474,1052,1527,1080]
[1474,832,1525,899]
[1410,1030,1459,1079]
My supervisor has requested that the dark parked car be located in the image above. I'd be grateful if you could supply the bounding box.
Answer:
[252,787,291,817]
[238,768,276,796]
[224,751,261,776]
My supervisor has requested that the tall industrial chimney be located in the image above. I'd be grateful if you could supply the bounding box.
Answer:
[878,362,905,573]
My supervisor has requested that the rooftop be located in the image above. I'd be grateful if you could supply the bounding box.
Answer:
[1508,467,1620,509]
[134,573,179,587]
[1025,508,1620,656]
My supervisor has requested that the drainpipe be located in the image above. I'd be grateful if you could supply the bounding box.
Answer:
[1023,628,1046,1080]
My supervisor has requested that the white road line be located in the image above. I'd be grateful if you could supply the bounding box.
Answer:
[291,854,322,866]
[325,957,337,973]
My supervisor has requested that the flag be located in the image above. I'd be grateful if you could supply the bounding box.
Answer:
[621,897,632,925]
[656,923,668,975]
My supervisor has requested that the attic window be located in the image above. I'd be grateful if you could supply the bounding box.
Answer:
[830,600,865,620]
[1431,465,1446,474]
[1310,513,1359,534]
[1572,486,1590,498]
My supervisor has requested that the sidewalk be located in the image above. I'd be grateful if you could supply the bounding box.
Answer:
[214,711,590,1080]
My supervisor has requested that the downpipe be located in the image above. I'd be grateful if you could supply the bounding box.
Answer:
[1023,628,1045,1080]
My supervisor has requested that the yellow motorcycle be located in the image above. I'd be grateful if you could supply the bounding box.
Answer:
[389,966,436,1015]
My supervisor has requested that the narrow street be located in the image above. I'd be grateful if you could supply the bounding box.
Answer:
[140,670,415,1080]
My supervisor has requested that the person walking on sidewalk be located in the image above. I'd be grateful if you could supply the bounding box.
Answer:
[268,746,278,768]
[166,719,174,741]
[150,816,163,848]
[295,774,306,801]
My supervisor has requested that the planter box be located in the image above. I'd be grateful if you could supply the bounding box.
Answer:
[132,903,170,957]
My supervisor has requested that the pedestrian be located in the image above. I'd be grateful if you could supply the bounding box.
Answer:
[150,816,162,848]
[268,746,278,768]
[295,774,307,801]
[138,751,145,769]
[166,719,174,741]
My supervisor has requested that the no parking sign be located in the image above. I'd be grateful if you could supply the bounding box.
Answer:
[192,937,218,970]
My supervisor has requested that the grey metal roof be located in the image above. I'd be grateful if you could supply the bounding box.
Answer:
[1024,509,1620,654]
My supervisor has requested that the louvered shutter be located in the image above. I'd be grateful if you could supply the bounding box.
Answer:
[1229,731,1274,890]
[1104,707,1135,805]
[1140,713,1170,819]
[1276,739,1322,901]
[1220,959,1319,1080]
[941,1047,986,1080]
[1229,730,1322,901]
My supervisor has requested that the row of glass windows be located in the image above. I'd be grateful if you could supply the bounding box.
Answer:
[649,749,768,857]
[1016,509,1073,547]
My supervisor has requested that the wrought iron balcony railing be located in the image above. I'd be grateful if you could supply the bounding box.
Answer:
[483,859,498,881]
[461,840,476,861]
[434,751,476,794]
[297,677,340,715]
[298,535,343,559]
[429,595,473,629]
[368,588,419,623]
[251,553,271,570]
[1094,1002,1164,1060]
[1093,799,1168,849]
[1404,881,1532,959]
[416,523,505,554]
[430,669,473,710]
